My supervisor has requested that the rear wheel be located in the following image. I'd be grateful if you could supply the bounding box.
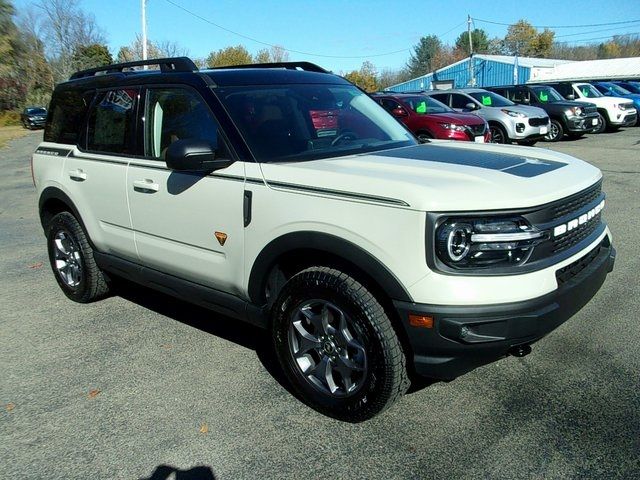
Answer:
[46,212,110,303]
[544,119,564,142]
[272,267,409,422]
[489,124,508,144]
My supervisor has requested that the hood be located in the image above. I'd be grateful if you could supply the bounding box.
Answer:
[582,95,633,107]
[260,143,602,212]
[492,104,548,117]
[425,112,485,125]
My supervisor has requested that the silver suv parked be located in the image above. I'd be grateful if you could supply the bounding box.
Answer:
[427,88,550,146]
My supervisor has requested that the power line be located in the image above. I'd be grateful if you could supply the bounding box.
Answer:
[473,17,640,29]
[555,31,640,44]
[555,25,640,38]
[162,0,465,59]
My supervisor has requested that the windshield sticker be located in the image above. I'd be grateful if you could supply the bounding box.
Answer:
[539,91,548,102]
[416,101,427,114]
[375,145,567,178]
[582,88,590,97]
[482,95,492,106]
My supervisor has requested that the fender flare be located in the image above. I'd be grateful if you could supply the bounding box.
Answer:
[248,231,413,304]
[38,187,84,231]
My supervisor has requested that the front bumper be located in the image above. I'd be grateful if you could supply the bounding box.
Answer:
[394,237,615,380]
[565,113,600,133]
[610,110,637,126]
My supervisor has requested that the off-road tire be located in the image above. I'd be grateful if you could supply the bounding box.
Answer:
[272,267,409,422]
[46,212,110,303]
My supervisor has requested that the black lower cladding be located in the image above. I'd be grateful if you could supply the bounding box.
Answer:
[394,236,615,380]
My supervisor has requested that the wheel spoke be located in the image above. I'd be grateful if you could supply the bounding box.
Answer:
[309,356,338,394]
[292,320,321,355]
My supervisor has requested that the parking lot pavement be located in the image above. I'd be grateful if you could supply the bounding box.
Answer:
[1,129,639,480]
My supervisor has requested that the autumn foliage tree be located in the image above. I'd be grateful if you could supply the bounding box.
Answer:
[343,61,379,92]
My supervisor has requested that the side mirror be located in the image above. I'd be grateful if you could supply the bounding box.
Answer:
[391,107,408,118]
[465,102,478,111]
[165,139,233,172]
[566,93,575,100]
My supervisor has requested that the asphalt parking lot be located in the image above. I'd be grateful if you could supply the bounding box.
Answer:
[1,129,639,480]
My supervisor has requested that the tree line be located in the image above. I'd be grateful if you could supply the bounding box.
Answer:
[1,0,639,114]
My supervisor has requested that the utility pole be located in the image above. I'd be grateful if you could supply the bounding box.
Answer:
[467,15,475,86]
[141,0,148,66]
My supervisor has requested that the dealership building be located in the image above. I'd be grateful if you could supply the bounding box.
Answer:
[388,54,640,91]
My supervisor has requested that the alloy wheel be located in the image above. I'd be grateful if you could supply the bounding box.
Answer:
[52,230,83,288]
[288,299,368,397]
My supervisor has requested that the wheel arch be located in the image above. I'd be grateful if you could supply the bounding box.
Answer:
[248,231,413,306]
[39,187,84,233]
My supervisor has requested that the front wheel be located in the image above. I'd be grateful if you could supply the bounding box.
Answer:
[544,119,564,142]
[489,124,508,144]
[272,267,409,422]
[592,113,606,134]
[46,212,110,303]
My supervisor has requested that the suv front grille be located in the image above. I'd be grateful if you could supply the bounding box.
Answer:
[529,117,548,127]
[582,105,597,115]
[550,181,602,221]
[555,238,608,285]
[552,212,602,253]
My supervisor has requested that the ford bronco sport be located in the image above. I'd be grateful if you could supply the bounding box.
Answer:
[33,58,615,422]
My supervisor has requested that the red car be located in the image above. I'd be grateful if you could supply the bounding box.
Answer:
[373,92,491,143]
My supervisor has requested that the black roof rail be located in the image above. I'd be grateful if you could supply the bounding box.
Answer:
[69,57,198,80]
[209,61,329,73]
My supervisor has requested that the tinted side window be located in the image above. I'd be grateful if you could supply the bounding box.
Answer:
[451,94,471,109]
[87,89,138,154]
[144,88,224,159]
[380,99,401,111]
[430,93,449,106]
[44,90,91,145]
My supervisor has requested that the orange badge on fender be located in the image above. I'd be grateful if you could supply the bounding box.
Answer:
[215,232,228,246]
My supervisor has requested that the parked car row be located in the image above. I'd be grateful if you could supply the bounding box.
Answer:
[377,79,638,147]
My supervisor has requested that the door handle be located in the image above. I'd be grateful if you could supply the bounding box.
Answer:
[68,169,87,181]
[133,179,160,193]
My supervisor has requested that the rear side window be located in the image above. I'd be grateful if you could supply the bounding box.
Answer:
[86,89,138,155]
[451,94,472,109]
[430,93,449,105]
[44,90,91,145]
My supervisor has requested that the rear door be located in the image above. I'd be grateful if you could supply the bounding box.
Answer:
[126,86,246,293]
[63,88,138,260]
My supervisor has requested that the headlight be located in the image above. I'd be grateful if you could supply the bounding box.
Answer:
[435,217,546,270]
[567,107,583,116]
[501,109,527,118]
[438,122,466,132]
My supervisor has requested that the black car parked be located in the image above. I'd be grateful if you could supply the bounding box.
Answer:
[20,106,48,129]
[486,85,599,142]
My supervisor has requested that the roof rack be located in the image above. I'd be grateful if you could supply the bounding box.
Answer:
[69,57,198,80]
[210,61,329,73]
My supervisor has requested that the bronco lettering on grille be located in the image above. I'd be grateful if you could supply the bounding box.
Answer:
[553,200,605,238]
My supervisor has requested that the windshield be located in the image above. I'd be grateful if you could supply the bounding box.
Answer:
[403,95,452,114]
[601,82,631,95]
[468,91,514,107]
[620,82,640,94]
[27,108,47,115]
[216,84,416,162]
[577,84,602,98]
[530,86,564,103]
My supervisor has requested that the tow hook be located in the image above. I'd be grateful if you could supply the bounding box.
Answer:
[509,344,532,357]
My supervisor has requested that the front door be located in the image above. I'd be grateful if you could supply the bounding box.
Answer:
[127,86,246,295]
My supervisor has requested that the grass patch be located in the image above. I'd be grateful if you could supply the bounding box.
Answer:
[0,126,32,149]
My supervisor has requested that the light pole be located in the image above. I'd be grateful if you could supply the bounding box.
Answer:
[142,0,148,64]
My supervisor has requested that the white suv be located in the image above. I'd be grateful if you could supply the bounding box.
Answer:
[33,58,615,422]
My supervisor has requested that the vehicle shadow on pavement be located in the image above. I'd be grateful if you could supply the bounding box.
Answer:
[140,464,216,480]
[114,280,297,397]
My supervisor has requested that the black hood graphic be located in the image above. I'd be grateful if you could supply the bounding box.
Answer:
[375,145,566,178]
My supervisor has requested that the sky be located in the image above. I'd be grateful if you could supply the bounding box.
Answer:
[12,0,640,73]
